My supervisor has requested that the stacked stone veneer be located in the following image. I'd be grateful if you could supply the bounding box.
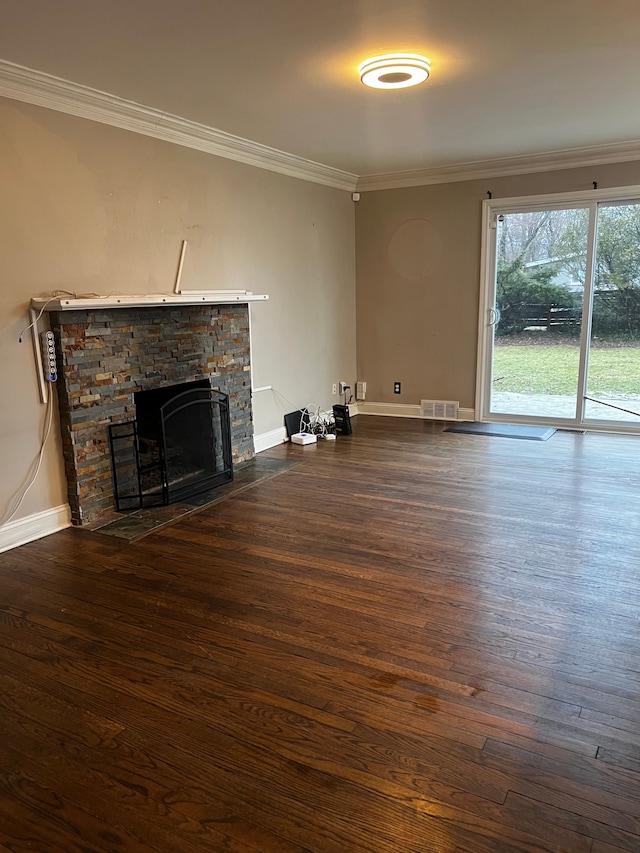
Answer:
[50,304,253,525]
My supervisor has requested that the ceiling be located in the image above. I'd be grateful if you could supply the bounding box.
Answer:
[2,0,640,180]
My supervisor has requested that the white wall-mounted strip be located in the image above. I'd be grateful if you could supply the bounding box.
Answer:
[0,60,358,192]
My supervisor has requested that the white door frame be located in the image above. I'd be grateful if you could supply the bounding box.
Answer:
[475,183,640,433]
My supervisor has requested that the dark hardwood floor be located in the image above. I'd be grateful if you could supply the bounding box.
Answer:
[1,415,639,852]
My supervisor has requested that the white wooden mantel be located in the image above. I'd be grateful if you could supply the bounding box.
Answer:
[31,291,269,311]
[29,291,268,403]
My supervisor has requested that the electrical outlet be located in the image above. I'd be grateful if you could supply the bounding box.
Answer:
[394,381,401,394]
[339,381,348,395]
[332,384,337,395]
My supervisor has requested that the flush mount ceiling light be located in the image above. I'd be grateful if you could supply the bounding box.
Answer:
[359,53,430,89]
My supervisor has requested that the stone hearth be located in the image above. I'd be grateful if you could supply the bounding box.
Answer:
[49,304,253,525]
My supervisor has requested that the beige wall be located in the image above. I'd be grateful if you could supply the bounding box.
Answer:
[5,93,640,534]
[355,161,640,409]
[0,99,356,526]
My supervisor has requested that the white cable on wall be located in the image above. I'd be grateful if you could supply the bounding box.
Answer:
[29,307,49,405]
[0,390,54,528]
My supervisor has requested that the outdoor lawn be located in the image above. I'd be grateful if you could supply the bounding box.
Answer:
[493,341,640,397]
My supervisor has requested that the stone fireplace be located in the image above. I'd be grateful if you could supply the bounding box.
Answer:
[48,302,254,526]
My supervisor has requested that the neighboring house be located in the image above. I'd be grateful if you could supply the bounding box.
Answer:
[525,257,583,292]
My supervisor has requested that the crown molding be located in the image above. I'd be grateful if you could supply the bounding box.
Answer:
[0,60,358,192]
[4,59,640,195]
[357,140,640,191]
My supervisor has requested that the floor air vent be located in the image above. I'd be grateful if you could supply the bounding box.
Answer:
[421,399,459,420]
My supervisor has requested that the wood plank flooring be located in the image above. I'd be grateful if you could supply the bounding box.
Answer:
[1,415,639,852]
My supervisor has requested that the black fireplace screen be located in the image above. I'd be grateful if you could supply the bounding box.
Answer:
[109,382,233,511]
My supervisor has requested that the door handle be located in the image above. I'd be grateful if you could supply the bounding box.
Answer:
[488,307,501,326]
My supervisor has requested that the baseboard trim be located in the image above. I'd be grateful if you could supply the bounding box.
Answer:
[0,504,71,553]
[358,402,422,418]
[357,402,475,421]
[456,407,475,421]
[254,426,288,453]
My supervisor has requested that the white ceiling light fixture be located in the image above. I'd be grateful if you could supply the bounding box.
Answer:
[359,53,430,89]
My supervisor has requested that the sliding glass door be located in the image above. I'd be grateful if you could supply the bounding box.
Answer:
[584,203,640,425]
[478,189,640,431]
[489,206,590,420]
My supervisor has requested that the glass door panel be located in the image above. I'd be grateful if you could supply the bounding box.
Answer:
[584,203,640,425]
[490,208,589,419]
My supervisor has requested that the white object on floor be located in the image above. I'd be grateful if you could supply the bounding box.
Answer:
[291,432,317,445]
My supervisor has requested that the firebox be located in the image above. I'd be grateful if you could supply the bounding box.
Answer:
[108,379,233,511]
